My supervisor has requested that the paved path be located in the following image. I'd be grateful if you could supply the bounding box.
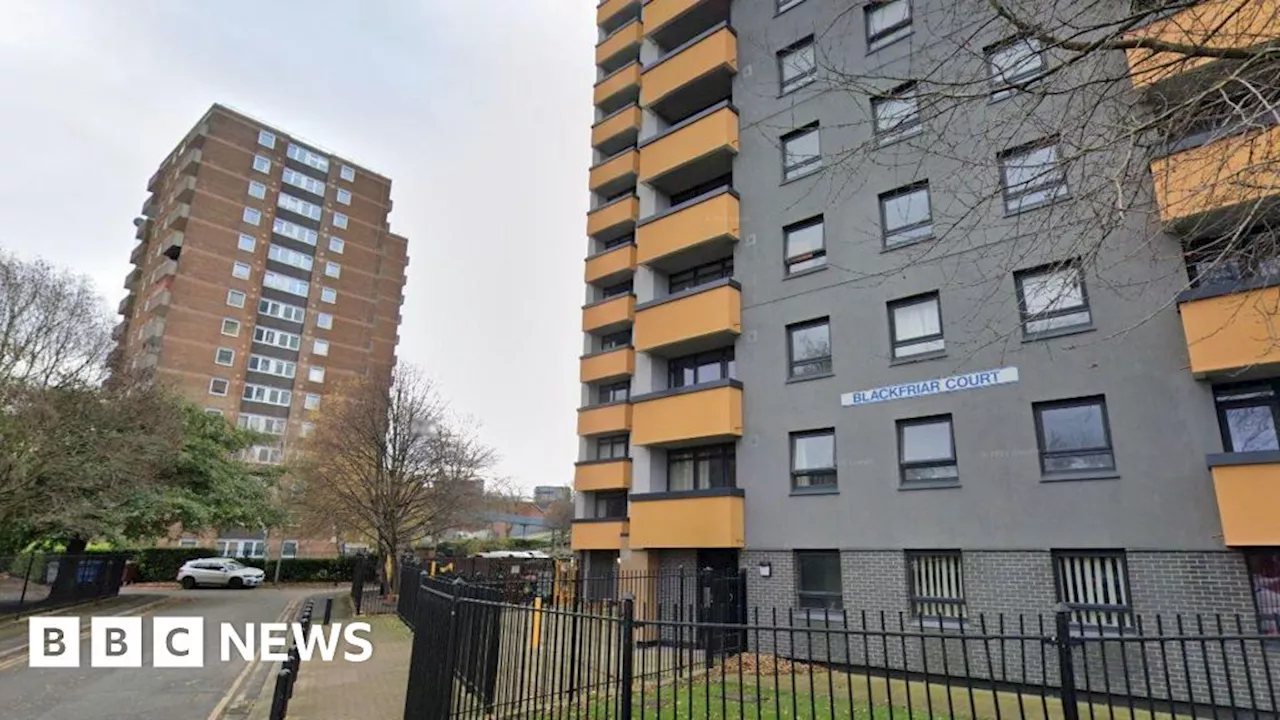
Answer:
[0,585,316,720]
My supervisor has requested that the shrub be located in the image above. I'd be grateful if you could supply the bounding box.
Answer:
[131,548,219,582]
[238,556,361,583]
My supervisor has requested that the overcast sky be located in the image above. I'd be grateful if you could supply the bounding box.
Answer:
[0,1,596,493]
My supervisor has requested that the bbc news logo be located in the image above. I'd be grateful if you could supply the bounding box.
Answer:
[29,617,373,668]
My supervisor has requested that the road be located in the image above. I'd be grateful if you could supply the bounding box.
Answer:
[0,585,321,720]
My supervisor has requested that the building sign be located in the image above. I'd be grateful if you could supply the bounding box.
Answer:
[841,367,1019,407]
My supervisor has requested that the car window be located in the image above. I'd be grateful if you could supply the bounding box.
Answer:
[225,560,244,571]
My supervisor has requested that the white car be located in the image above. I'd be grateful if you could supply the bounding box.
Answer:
[177,558,265,589]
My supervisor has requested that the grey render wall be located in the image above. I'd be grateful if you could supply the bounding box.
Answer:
[726,0,1227,552]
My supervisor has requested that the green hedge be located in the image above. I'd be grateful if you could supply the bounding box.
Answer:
[132,548,220,582]
[238,556,361,583]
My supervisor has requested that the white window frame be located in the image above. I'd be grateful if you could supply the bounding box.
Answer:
[247,354,297,379]
[258,130,276,149]
[320,287,337,304]
[253,326,302,351]
[286,143,330,172]
[248,180,267,199]
[242,383,292,408]
[221,318,241,337]
[238,413,288,435]
[268,243,314,271]
[237,233,257,253]
[277,193,322,221]
[324,261,341,278]
[252,155,272,173]
[313,339,330,356]
[332,213,349,229]
[328,237,345,254]
[339,165,356,182]
[273,218,318,246]
[304,393,321,410]
[227,289,247,308]
[258,298,306,324]
[209,378,229,396]
[308,366,326,383]
[336,188,352,205]
[263,271,310,298]
[316,312,334,330]
[282,167,326,196]
[214,347,235,366]
[242,207,262,226]
[232,261,252,280]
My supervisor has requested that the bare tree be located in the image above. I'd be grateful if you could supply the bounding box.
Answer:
[543,495,575,551]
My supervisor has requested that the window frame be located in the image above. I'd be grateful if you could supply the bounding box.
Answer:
[998,138,1068,213]
[242,207,262,226]
[252,155,272,173]
[308,366,326,384]
[336,188,352,205]
[278,192,323,221]
[258,298,306,324]
[1213,381,1280,453]
[1052,550,1132,631]
[1245,550,1280,637]
[668,257,733,294]
[871,82,923,143]
[784,216,826,274]
[1033,396,1116,477]
[253,326,302,351]
[795,550,843,610]
[281,541,299,559]
[666,443,736,491]
[208,378,229,396]
[600,330,631,351]
[887,292,945,360]
[781,123,822,181]
[594,490,628,519]
[777,0,805,12]
[897,415,959,485]
[325,261,342,278]
[985,35,1046,99]
[316,312,334,330]
[267,243,314,272]
[668,347,735,389]
[248,180,267,200]
[313,339,330,356]
[257,130,276,149]
[778,36,817,95]
[320,287,337,304]
[221,318,241,337]
[273,218,319,246]
[214,347,235,367]
[340,165,356,182]
[237,233,257,253]
[906,551,966,624]
[232,261,252,280]
[282,167,326,196]
[879,182,933,247]
[1015,261,1093,337]
[304,393,321,411]
[787,318,832,378]
[226,289,247,308]
[598,381,630,404]
[328,237,345,254]
[865,0,913,52]
[243,383,291,407]
[597,435,630,460]
[790,429,837,491]
[333,213,349,229]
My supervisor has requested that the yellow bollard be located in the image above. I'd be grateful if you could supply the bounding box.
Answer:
[531,596,543,649]
[429,560,437,578]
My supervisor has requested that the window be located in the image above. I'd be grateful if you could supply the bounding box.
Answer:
[246,445,284,464]
[796,551,842,610]
[987,37,1045,98]
[258,298,306,324]
[600,330,631,351]
[268,243,314,271]
[791,430,836,490]
[907,552,965,623]
[221,318,241,337]
[247,354,296,379]
[669,347,735,388]
[227,289,247,308]
[232,262,252,280]
[595,491,628,519]
[782,124,821,180]
[597,435,629,460]
[337,188,352,205]
[304,393,321,410]
[788,319,831,378]
[308,366,325,383]
[178,538,199,548]
[243,383,292,407]
[253,155,272,173]
[340,165,356,182]
[325,261,341,278]
[273,218,318,246]
[1214,382,1280,452]
[599,280,632,299]
[1246,552,1280,636]
[281,167,326,196]
[281,541,299,559]
[784,217,826,274]
[872,83,922,143]
[1053,551,1131,629]
[300,422,315,438]
[258,130,276,148]
[238,233,257,253]
[263,271,310,297]
[888,293,944,359]
[603,234,634,251]
[242,207,262,226]
[333,213,349,229]
[598,381,630,404]
[209,378,229,396]
[214,348,235,366]
[1016,262,1092,336]
[880,183,933,247]
[313,339,330,356]
[238,414,287,435]
[320,287,337,304]
[316,312,333,330]
[669,257,732,293]
[779,37,816,94]
[866,0,912,51]
[668,443,735,491]
[248,181,267,200]
[999,139,1067,213]
[1185,227,1280,289]
[1033,396,1115,475]
[278,193,323,221]
[328,237,345,254]
[898,415,958,484]
[253,326,302,351]
[286,143,330,172]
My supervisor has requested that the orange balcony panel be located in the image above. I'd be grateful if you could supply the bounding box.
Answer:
[589,149,640,194]
[571,519,628,551]
[641,26,737,108]
[644,0,705,39]
[577,402,632,437]
[574,459,633,492]
[598,19,643,68]
[1209,457,1280,546]
[585,243,637,285]
[638,104,738,185]
[1152,124,1280,227]
[593,105,642,151]
[594,62,642,108]
[637,189,739,266]
[1180,285,1280,377]
[587,196,640,238]
[1126,0,1279,88]
[631,381,742,446]
[583,294,636,333]
[628,490,743,549]
[634,281,740,353]
[580,347,635,384]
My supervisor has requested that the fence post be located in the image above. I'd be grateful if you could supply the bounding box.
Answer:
[17,554,34,608]
[620,596,636,720]
[567,582,582,700]
[1053,606,1080,720]
[269,667,291,720]
[323,597,333,625]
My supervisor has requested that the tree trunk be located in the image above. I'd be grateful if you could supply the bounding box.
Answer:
[49,536,87,601]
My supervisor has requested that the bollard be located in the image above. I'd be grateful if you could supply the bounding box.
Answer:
[269,668,291,720]
[323,597,334,625]
[286,648,301,700]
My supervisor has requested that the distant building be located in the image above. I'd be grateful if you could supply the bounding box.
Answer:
[533,486,571,507]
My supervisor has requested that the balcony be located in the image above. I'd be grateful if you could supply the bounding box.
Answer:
[581,346,635,383]
[641,24,736,123]
[634,279,740,354]
[643,0,731,51]
[598,18,643,73]
[594,61,642,115]
[162,231,185,261]
[1126,0,1277,90]
[173,175,197,204]
[164,204,191,232]
[129,241,146,265]
[638,102,738,196]
[593,105,643,157]
[135,218,151,241]
[628,488,743,549]
[179,148,202,175]
[598,0,641,33]
[140,194,157,218]
[123,268,140,291]
[577,401,632,437]
[1207,453,1280,546]
[571,519,628,551]
[637,187,738,270]
[583,293,636,333]
[585,242,637,285]
[1152,124,1280,230]
[587,195,640,242]
[631,379,742,446]
[589,148,640,198]
[574,458,632,492]
[117,293,135,317]
[1178,283,1280,378]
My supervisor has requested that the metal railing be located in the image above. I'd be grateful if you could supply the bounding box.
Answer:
[267,597,316,720]
[0,553,128,617]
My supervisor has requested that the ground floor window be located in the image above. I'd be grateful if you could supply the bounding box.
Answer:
[795,550,843,610]
[178,538,198,548]
[907,551,965,624]
[1246,550,1280,636]
[1052,550,1131,630]
[216,539,265,559]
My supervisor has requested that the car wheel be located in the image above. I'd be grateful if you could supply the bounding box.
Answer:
[181,576,196,590]
[229,577,244,589]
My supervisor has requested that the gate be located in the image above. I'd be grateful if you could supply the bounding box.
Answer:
[696,568,746,654]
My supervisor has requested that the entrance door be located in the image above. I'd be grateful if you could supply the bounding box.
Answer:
[696,550,745,654]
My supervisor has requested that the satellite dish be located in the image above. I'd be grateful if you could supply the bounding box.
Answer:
[132,217,145,228]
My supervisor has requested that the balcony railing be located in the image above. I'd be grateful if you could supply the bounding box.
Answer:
[585,242,637,284]
[582,293,636,333]
[1151,123,1280,229]
[633,278,740,353]
[577,401,633,437]
[628,488,743,549]
[1126,0,1278,89]
[1178,281,1280,377]
[570,518,628,551]
[1207,452,1280,546]
[580,346,635,383]
[574,458,633,492]
[630,379,742,446]
[638,102,738,194]
[636,187,739,267]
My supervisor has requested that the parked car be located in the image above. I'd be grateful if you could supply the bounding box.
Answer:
[176,558,265,589]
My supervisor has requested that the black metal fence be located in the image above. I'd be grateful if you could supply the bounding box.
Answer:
[0,553,128,616]
[268,597,316,720]
[349,554,399,616]
[401,572,1280,720]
